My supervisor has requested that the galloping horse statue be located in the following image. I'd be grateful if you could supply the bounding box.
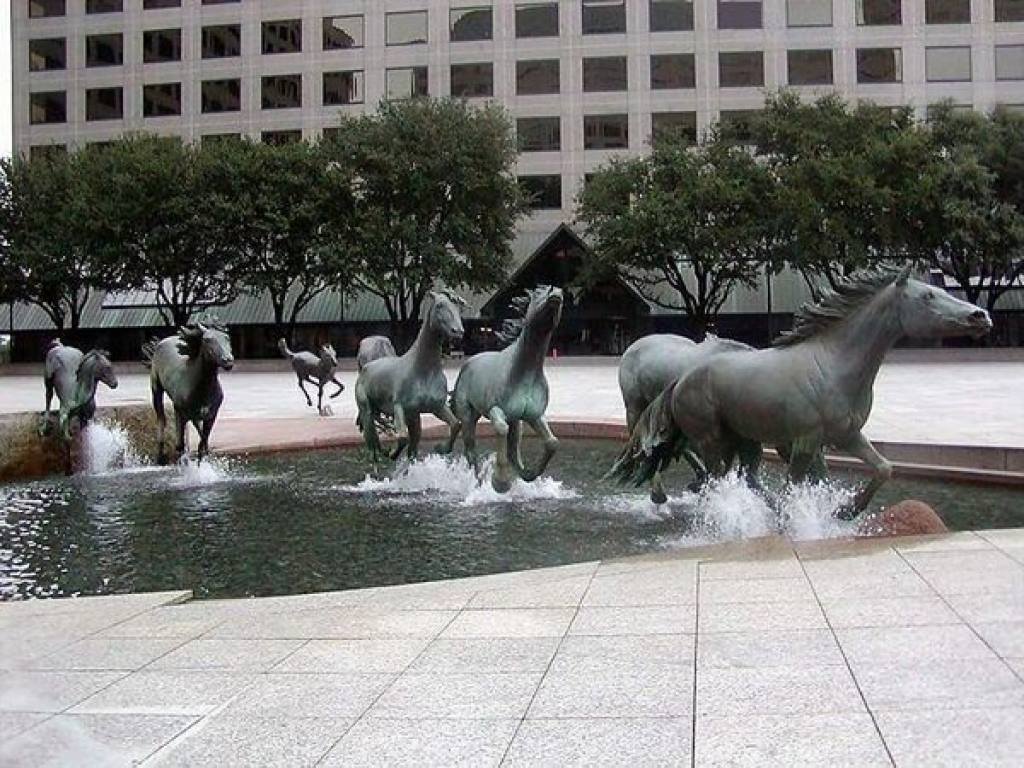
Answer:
[610,266,992,518]
[41,340,119,442]
[356,336,397,371]
[278,338,344,415]
[445,285,564,493]
[355,291,465,462]
[143,319,235,464]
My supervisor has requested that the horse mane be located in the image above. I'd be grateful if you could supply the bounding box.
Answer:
[496,285,552,347]
[78,349,110,383]
[773,267,903,347]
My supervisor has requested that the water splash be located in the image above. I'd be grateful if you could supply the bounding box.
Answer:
[338,453,579,506]
[169,455,237,489]
[80,422,144,475]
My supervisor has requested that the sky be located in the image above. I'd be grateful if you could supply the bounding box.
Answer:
[1,4,12,158]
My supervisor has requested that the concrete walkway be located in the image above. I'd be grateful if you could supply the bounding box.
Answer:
[2,529,1022,766]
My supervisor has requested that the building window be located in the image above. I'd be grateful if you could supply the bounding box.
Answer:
[651,112,697,144]
[144,0,181,8]
[202,133,241,144]
[451,63,494,98]
[516,60,560,95]
[29,1,65,17]
[718,0,762,29]
[86,0,122,13]
[583,57,628,92]
[651,54,696,90]
[651,0,695,31]
[86,34,123,67]
[519,175,562,209]
[143,29,182,63]
[86,87,123,121]
[30,145,68,160]
[857,47,902,83]
[787,0,832,26]
[995,45,1024,80]
[787,49,833,85]
[517,117,561,152]
[202,78,241,112]
[719,110,761,144]
[29,39,66,72]
[143,82,182,117]
[323,71,364,105]
[995,1,1024,22]
[926,103,973,120]
[323,16,363,50]
[719,51,764,87]
[584,114,629,149]
[857,0,901,25]
[925,47,971,82]
[263,20,302,55]
[582,0,627,35]
[387,11,428,45]
[203,0,240,5]
[925,0,970,23]
[202,25,241,59]
[386,67,429,99]
[29,91,66,124]
[450,7,493,42]
[262,75,303,109]
[516,2,559,37]
[263,130,302,146]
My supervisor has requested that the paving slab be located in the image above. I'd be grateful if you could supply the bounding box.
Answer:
[528,666,694,719]
[409,637,561,674]
[504,717,693,767]
[0,670,126,713]
[366,672,541,720]
[696,629,845,670]
[820,595,962,629]
[69,671,255,716]
[568,604,695,636]
[695,665,866,717]
[874,707,1024,767]
[440,608,575,638]
[273,638,430,674]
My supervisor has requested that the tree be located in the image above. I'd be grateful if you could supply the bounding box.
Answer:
[323,98,527,347]
[101,136,249,327]
[575,132,778,337]
[0,160,21,308]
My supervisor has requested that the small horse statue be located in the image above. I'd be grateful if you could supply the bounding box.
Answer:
[143,318,235,464]
[278,338,344,416]
[355,291,465,462]
[610,266,992,518]
[41,340,119,442]
[445,285,564,493]
[356,336,397,371]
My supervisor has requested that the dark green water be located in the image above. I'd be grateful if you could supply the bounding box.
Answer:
[1,439,1021,600]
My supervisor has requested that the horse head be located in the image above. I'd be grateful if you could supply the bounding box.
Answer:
[179,321,234,371]
[891,266,992,341]
[318,343,339,368]
[428,290,466,343]
[521,285,564,337]
[81,349,118,390]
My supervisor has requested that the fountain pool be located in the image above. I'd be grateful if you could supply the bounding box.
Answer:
[1,439,1021,600]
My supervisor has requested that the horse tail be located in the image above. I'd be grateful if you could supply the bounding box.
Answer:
[278,338,294,359]
[141,338,159,369]
[605,381,686,487]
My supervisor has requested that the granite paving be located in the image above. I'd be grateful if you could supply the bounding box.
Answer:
[1,529,1023,766]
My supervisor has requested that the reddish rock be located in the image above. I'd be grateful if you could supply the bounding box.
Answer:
[858,499,948,538]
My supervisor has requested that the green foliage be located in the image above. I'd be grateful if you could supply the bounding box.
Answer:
[323,98,527,345]
[576,132,777,334]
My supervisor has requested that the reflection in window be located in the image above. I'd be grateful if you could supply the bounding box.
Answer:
[995,45,1024,80]
[519,175,562,209]
[719,51,764,87]
[582,0,627,35]
[203,25,242,58]
[143,29,182,63]
[517,117,561,152]
[143,82,182,117]
[323,71,364,105]
[925,47,971,81]
[29,1,66,18]
[144,0,181,8]
[787,49,833,85]
[29,39,66,72]
[202,79,242,112]
[584,114,629,150]
[650,0,694,31]
[450,7,493,42]
[516,60,560,95]
[323,16,364,49]
[30,145,68,160]
[263,20,302,54]
[583,57,628,92]
[651,112,697,145]
[86,34,123,67]
[516,2,559,37]
[718,109,761,144]
[996,0,1024,21]
[718,0,762,29]
[387,12,428,45]
[86,87,123,121]
[387,67,429,99]
[262,130,302,146]
[857,0,901,25]
[87,0,122,13]
[925,0,970,23]
[451,64,494,98]
[787,0,832,26]
[651,54,696,90]
[29,91,66,124]
[856,48,903,83]
[262,75,303,109]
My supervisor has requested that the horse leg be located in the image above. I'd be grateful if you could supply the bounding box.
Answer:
[316,380,331,416]
[406,414,422,460]
[173,410,189,462]
[389,406,410,461]
[198,407,220,461]
[297,375,313,408]
[507,420,524,476]
[152,383,169,465]
[521,417,559,481]
[329,375,345,398]
[488,407,513,493]
[462,412,480,470]
[837,432,892,520]
[40,378,55,436]
[433,404,462,454]
[355,385,382,462]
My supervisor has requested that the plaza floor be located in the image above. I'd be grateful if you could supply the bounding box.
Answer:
[1,529,1023,766]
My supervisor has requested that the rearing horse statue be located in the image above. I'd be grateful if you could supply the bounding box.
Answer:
[355,291,465,462]
[610,266,992,518]
[143,319,235,464]
[445,285,564,493]
[41,340,119,442]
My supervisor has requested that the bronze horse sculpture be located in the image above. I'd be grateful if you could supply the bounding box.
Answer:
[278,338,344,415]
[356,336,397,371]
[610,267,992,518]
[355,292,465,462]
[41,340,119,442]
[445,285,564,493]
[143,319,234,464]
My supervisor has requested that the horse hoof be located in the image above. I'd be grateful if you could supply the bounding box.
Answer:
[491,476,512,494]
[650,489,668,505]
